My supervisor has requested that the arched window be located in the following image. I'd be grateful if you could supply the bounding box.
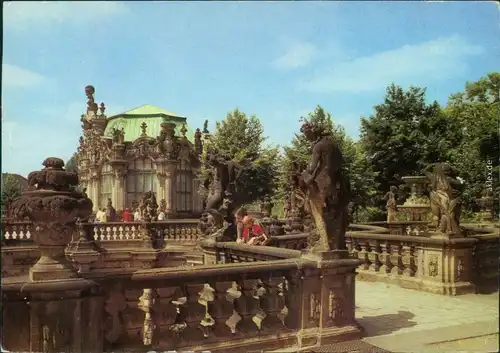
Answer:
[176,159,192,213]
[126,158,157,206]
[100,163,113,209]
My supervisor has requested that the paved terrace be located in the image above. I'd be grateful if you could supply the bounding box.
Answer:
[352,281,499,352]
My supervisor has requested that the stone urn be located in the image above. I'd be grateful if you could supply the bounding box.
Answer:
[10,157,93,281]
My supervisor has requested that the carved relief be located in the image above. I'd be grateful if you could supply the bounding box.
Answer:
[456,258,465,281]
[428,256,438,277]
[328,289,344,325]
[309,292,321,326]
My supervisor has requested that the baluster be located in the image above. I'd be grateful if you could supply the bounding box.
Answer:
[105,226,112,240]
[234,279,260,336]
[180,226,186,241]
[4,227,11,239]
[198,284,216,339]
[12,227,18,240]
[207,280,234,339]
[378,241,393,274]
[112,226,118,240]
[261,274,285,332]
[25,224,32,239]
[389,243,403,276]
[99,226,106,241]
[183,284,206,342]
[368,241,381,272]
[358,241,370,270]
[154,287,179,350]
[169,287,188,341]
[175,225,180,240]
[131,225,138,239]
[138,288,157,347]
[401,243,416,276]
[118,226,124,240]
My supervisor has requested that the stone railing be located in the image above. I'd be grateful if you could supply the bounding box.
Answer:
[1,221,33,244]
[2,252,363,352]
[1,220,203,278]
[2,219,200,244]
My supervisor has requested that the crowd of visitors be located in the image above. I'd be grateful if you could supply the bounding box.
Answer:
[90,201,269,247]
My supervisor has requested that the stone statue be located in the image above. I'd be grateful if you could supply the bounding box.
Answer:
[111,128,125,145]
[296,120,351,252]
[384,186,398,223]
[283,194,292,219]
[106,198,117,222]
[194,128,203,155]
[203,120,209,134]
[85,85,99,118]
[426,163,464,235]
[140,191,158,222]
[199,148,246,240]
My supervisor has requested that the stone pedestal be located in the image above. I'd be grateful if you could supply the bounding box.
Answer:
[296,250,364,348]
[416,237,477,295]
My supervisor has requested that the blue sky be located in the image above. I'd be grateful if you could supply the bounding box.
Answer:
[3,1,499,177]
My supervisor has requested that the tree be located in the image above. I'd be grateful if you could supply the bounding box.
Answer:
[66,153,78,174]
[278,106,378,221]
[1,174,23,216]
[445,72,500,211]
[360,84,462,213]
[200,109,280,208]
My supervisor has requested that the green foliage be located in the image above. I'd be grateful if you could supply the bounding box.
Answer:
[199,108,280,206]
[278,105,378,219]
[360,84,463,213]
[1,174,22,206]
[66,153,79,174]
[445,72,500,211]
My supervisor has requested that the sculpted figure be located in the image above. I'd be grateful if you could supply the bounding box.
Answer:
[297,120,351,251]
[111,128,125,145]
[426,163,463,234]
[106,198,117,222]
[199,148,245,240]
[384,186,398,223]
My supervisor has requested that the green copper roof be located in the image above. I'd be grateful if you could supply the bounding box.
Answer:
[103,104,193,142]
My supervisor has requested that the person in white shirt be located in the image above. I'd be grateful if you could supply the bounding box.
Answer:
[134,209,142,221]
[157,211,166,221]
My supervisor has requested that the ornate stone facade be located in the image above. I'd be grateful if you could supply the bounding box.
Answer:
[76,85,205,215]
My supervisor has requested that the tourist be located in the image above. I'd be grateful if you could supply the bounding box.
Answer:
[99,208,108,223]
[94,209,103,223]
[157,210,166,221]
[134,207,142,221]
[235,207,248,243]
[241,215,269,246]
[122,208,133,222]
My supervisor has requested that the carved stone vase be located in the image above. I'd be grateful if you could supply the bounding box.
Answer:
[10,157,93,281]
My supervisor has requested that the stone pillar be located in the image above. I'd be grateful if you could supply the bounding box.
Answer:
[156,172,166,201]
[112,168,127,211]
[296,251,363,348]
[416,237,477,295]
[164,162,177,215]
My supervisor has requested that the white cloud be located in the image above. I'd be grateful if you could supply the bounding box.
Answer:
[2,64,49,89]
[4,1,129,29]
[273,42,318,70]
[299,35,484,93]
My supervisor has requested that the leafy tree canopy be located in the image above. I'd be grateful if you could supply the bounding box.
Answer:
[65,153,79,174]
[200,108,280,206]
[278,105,378,220]
[1,174,23,206]
[360,84,463,210]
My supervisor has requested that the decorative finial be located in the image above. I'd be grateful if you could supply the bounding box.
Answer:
[180,124,187,138]
[99,102,106,116]
[140,122,148,137]
[85,85,98,114]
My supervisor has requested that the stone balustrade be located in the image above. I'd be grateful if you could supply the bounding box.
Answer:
[2,252,363,352]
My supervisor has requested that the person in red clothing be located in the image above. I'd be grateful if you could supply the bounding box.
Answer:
[241,215,269,246]
[122,208,133,222]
